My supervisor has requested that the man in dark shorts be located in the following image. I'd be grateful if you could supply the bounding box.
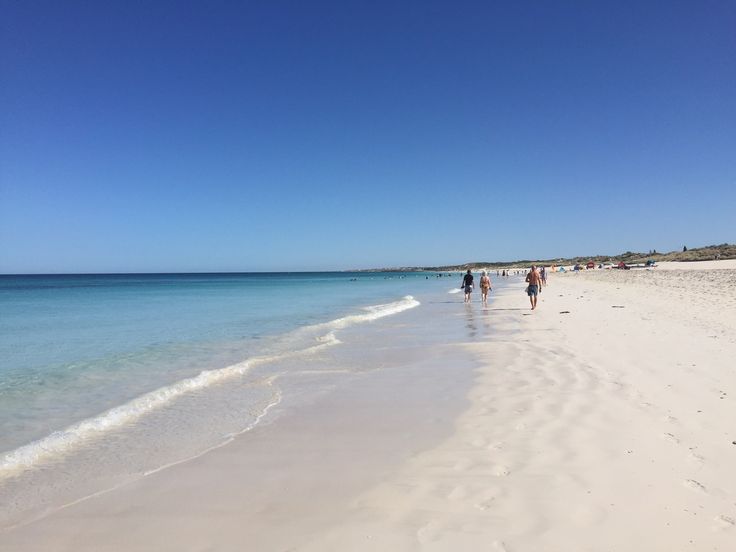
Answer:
[461,269,474,303]
[525,265,541,310]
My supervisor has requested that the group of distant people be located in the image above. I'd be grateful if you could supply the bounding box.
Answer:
[460,265,547,310]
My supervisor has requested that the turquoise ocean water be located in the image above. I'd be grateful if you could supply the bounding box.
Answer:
[1,271,475,526]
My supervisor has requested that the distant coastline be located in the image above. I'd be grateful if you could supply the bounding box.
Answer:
[360,242,736,272]
[3,244,733,276]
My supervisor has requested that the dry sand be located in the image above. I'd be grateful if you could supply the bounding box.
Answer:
[2,261,735,551]
[294,261,736,551]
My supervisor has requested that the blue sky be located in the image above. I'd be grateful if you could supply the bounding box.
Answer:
[1,1,734,272]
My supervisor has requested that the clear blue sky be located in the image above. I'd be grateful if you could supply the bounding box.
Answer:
[1,1,734,272]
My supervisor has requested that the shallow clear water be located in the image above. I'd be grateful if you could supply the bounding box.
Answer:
[0,273,429,449]
[2,271,487,526]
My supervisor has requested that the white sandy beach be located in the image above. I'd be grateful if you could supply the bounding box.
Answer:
[2,261,735,551]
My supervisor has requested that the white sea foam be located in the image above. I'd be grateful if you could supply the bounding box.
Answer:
[0,295,420,478]
[0,359,247,478]
[311,295,420,331]
[448,288,463,294]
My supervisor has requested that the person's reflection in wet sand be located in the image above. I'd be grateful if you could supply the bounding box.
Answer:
[464,302,478,339]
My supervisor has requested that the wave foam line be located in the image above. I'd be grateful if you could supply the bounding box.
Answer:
[306,295,420,333]
[0,361,246,479]
[0,337,337,479]
[0,296,419,479]
[3,379,284,533]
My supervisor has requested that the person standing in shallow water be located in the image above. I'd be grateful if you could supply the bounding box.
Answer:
[480,270,492,306]
[525,265,541,310]
[461,270,474,303]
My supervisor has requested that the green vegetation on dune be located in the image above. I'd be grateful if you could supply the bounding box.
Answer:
[366,243,736,272]
[447,243,736,271]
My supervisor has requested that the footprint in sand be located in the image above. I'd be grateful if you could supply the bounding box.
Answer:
[492,540,510,551]
[714,515,735,530]
[662,432,680,444]
[687,448,705,464]
[492,465,511,477]
[683,479,708,494]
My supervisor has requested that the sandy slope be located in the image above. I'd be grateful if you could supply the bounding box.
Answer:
[299,263,736,551]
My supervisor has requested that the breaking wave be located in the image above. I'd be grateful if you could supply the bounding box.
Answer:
[0,295,420,478]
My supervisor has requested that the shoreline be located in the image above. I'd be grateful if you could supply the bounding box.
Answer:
[2,264,735,550]
[0,283,487,550]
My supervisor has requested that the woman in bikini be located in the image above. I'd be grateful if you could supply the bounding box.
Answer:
[480,270,492,306]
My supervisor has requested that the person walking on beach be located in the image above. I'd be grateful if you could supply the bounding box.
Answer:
[480,270,492,306]
[461,270,474,303]
[525,265,541,310]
